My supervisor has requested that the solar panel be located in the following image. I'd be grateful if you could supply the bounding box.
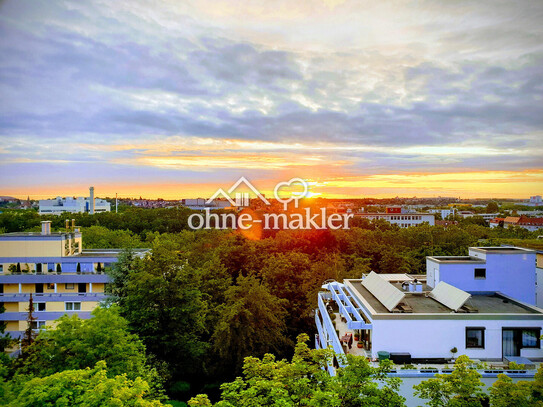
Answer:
[362,271,406,312]
[429,281,471,311]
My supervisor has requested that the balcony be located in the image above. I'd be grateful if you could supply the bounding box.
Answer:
[0,292,107,302]
[0,274,109,283]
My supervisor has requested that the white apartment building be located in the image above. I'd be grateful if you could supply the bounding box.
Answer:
[355,213,435,227]
[317,247,543,365]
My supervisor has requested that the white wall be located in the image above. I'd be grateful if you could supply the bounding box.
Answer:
[371,318,543,360]
[537,267,543,309]
[429,251,537,305]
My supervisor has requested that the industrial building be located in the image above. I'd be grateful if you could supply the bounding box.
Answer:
[39,186,110,215]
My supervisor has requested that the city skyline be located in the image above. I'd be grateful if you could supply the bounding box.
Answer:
[1,1,542,199]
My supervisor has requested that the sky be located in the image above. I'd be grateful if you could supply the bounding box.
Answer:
[0,0,542,200]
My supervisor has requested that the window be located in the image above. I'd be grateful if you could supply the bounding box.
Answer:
[0,264,3,273]
[31,321,46,330]
[65,283,74,290]
[474,268,486,279]
[522,329,540,348]
[466,327,485,348]
[46,283,55,290]
[65,302,81,311]
[34,303,46,312]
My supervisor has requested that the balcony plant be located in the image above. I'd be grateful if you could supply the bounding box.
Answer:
[357,341,363,348]
[450,347,458,361]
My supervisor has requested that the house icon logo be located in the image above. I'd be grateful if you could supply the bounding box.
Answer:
[206,176,270,207]
[190,177,353,230]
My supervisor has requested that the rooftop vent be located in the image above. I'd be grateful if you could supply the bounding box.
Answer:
[41,221,51,235]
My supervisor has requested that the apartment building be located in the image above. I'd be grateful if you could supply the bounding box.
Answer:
[0,221,146,337]
[316,247,543,367]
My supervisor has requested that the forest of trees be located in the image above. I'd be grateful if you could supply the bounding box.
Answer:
[0,208,542,405]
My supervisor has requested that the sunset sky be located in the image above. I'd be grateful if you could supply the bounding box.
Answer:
[1,0,542,199]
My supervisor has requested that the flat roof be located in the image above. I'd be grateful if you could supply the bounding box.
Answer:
[427,256,486,264]
[470,247,536,254]
[75,249,149,258]
[346,279,542,316]
[0,232,80,239]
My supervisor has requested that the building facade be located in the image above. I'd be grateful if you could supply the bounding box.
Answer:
[0,221,145,338]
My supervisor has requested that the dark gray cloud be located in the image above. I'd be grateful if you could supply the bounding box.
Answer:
[0,0,542,186]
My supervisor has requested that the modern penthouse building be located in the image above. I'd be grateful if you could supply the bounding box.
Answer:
[39,186,111,215]
[316,247,543,368]
[0,221,146,338]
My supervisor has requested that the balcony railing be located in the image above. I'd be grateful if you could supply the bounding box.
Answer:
[0,292,106,298]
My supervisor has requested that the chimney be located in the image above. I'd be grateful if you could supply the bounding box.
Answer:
[41,221,51,235]
[65,219,70,230]
[72,219,75,230]
[89,186,95,214]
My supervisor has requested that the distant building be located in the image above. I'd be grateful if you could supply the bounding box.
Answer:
[428,208,456,218]
[515,195,543,207]
[0,221,147,338]
[39,187,110,215]
[181,198,233,210]
[489,218,505,228]
[516,216,543,232]
[501,216,543,231]
[355,208,435,227]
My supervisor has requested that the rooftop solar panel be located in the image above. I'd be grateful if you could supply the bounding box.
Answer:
[361,271,406,312]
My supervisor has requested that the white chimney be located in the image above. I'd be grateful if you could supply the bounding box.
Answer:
[89,186,95,214]
[41,221,51,235]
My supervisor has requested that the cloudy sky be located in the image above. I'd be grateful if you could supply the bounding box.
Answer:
[1,0,542,199]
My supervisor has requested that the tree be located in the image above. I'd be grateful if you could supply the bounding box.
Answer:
[6,361,164,407]
[211,275,290,372]
[16,263,20,274]
[15,306,162,396]
[20,294,36,355]
[189,334,405,407]
[0,303,13,352]
[490,364,543,406]
[489,373,532,407]
[486,201,499,213]
[112,237,209,379]
[413,355,486,407]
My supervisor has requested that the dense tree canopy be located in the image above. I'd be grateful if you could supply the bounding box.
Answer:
[6,361,164,407]
[188,334,405,407]
[14,306,163,397]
